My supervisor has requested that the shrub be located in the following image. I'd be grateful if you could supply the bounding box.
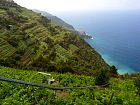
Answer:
[134,77,140,95]
[95,69,110,86]
[110,65,118,77]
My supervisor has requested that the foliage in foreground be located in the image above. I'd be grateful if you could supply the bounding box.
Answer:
[0,66,140,105]
[95,69,110,86]
[134,76,140,95]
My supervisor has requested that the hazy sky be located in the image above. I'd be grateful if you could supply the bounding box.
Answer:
[14,0,140,13]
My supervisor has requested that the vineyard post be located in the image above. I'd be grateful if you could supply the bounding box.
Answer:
[33,92,39,104]
[89,88,95,100]
[108,90,115,105]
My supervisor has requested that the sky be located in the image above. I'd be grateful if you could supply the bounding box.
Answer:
[14,0,140,13]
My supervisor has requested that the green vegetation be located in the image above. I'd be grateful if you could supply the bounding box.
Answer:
[134,76,140,95]
[95,69,110,86]
[32,9,75,30]
[1,1,139,104]
[0,66,140,105]
[0,3,109,75]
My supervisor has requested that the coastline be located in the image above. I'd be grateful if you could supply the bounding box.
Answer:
[86,38,135,75]
[101,54,135,74]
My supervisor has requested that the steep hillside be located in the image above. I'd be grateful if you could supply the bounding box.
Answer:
[32,9,75,30]
[0,1,109,75]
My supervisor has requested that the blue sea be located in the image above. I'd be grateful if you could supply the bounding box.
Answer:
[56,10,140,74]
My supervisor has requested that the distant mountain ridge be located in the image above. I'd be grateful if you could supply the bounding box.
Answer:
[32,9,75,30]
[32,9,93,39]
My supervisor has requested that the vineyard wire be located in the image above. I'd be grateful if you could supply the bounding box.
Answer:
[0,76,108,90]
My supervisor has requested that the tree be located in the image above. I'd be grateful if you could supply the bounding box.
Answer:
[95,69,110,86]
[110,65,118,77]
[134,77,140,95]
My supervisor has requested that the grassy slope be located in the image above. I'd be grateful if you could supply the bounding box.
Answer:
[0,66,139,105]
[0,5,109,75]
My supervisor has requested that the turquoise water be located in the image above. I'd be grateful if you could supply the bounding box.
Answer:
[57,10,140,74]
[86,38,135,74]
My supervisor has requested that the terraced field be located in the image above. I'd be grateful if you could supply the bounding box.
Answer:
[0,5,109,75]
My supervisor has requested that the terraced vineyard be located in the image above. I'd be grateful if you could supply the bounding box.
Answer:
[0,1,140,105]
[0,38,16,59]
[0,4,109,75]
